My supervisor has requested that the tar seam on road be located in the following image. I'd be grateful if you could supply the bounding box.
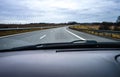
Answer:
[65,28,86,40]
[40,35,46,39]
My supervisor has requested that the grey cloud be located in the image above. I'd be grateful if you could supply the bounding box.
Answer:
[0,0,120,23]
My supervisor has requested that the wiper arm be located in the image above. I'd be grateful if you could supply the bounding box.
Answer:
[71,40,97,44]
[0,40,98,52]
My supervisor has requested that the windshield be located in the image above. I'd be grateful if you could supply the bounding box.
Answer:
[0,0,120,50]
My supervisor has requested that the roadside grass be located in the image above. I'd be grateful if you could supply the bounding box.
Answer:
[0,27,53,37]
[69,25,120,40]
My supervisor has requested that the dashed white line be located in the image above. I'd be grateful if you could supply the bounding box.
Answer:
[40,35,46,39]
[65,28,86,40]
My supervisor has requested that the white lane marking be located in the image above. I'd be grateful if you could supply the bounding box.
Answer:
[65,28,86,40]
[40,35,46,39]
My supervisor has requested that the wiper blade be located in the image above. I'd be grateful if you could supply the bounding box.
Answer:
[0,40,97,52]
[1,40,120,52]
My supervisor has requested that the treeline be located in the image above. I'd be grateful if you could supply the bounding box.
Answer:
[98,22,120,31]
[0,22,120,31]
[77,22,120,31]
[0,22,83,28]
[0,23,66,28]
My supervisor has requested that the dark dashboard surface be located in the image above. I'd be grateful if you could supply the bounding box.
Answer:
[0,49,120,77]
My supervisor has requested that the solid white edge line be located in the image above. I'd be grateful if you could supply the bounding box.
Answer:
[40,35,46,39]
[65,28,86,40]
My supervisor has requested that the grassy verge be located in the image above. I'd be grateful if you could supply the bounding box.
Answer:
[69,25,120,40]
[0,27,55,37]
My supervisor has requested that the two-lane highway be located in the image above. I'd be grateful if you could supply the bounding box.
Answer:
[0,27,117,50]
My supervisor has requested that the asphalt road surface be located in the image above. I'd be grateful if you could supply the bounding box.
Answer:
[0,27,117,50]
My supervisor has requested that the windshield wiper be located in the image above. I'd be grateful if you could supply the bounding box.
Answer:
[0,40,97,51]
[0,40,120,52]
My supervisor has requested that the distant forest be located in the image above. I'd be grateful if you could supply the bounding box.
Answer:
[0,22,120,29]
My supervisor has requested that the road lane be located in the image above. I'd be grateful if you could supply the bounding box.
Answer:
[38,27,80,43]
[0,27,117,50]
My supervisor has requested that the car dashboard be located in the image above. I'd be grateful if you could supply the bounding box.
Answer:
[0,48,120,77]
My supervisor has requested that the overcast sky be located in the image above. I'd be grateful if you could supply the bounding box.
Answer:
[0,0,120,24]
